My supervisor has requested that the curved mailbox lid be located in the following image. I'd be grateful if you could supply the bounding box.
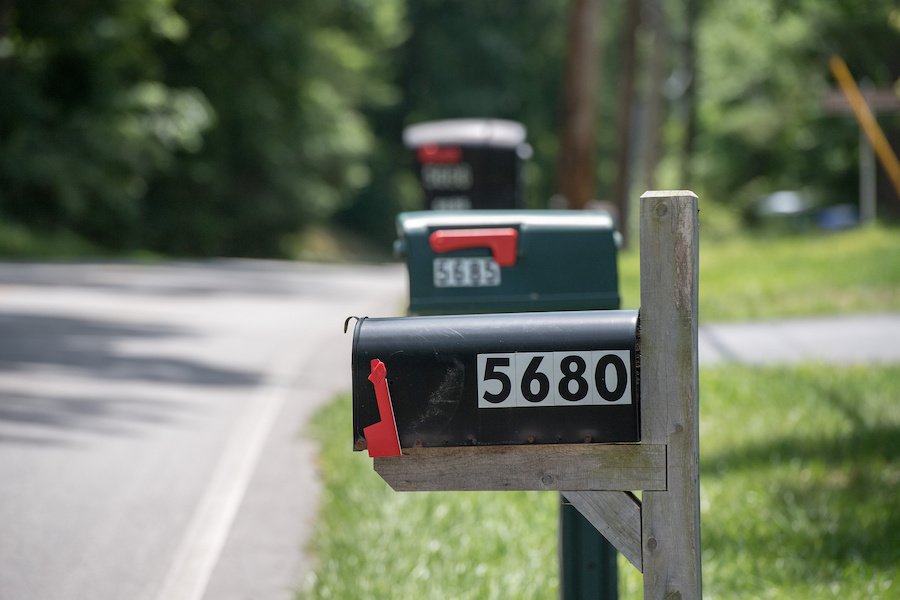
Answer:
[352,310,639,451]
[402,119,527,149]
[397,210,615,236]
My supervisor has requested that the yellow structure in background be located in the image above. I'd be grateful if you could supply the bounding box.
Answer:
[829,55,900,202]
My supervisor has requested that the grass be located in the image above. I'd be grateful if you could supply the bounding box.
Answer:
[617,225,900,321]
[301,365,900,599]
[621,365,900,599]
[281,224,394,263]
[300,396,559,600]
[0,221,100,258]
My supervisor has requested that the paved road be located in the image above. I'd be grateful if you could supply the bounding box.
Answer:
[699,313,900,366]
[0,261,405,600]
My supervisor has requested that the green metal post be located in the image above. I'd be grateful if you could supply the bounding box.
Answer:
[560,492,618,599]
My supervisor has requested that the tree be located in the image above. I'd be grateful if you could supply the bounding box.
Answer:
[0,0,406,256]
[609,0,640,245]
[691,0,900,216]
[141,0,407,256]
[0,0,207,249]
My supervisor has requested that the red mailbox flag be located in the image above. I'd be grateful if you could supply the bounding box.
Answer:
[362,359,402,458]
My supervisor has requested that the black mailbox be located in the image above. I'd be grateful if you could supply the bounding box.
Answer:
[403,119,530,211]
[352,310,639,456]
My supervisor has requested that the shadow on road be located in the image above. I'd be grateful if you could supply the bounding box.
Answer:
[0,312,260,445]
[0,313,259,386]
[0,391,186,445]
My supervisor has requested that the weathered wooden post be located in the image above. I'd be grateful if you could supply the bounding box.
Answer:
[639,191,702,597]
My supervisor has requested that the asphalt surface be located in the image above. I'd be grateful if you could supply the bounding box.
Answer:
[699,313,900,366]
[0,261,405,600]
[0,260,897,600]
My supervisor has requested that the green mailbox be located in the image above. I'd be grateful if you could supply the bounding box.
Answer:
[394,210,621,316]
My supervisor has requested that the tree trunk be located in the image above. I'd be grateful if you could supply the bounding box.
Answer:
[556,0,603,210]
[641,0,668,192]
[681,0,699,186]
[610,0,641,247]
[0,0,14,40]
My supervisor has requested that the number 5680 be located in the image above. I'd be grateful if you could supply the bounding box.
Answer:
[476,351,632,409]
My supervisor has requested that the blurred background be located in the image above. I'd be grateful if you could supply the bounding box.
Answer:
[2,0,899,259]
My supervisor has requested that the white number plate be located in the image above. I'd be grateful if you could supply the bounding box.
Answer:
[476,351,632,409]
[421,164,473,190]
[433,257,501,288]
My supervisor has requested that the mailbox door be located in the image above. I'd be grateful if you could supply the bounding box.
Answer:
[352,310,639,451]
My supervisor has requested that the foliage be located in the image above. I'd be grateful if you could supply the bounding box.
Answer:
[691,0,900,214]
[0,218,99,257]
[0,0,204,249]
[0,0,405,256]
[305,364,900,599]
[142,0,407,256]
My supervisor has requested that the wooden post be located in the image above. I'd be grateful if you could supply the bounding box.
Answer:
[639,191,701,598]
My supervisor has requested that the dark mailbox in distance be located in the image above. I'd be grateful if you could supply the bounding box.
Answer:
[352,310,639,454]
[395,210,620,315]
[403,119,530,211]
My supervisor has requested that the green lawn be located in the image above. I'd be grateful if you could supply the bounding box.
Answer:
[300,395,559,600]
[0,221,101,258]
[622,365,900,599]
[618,225,900,320]
[301,365,900,599]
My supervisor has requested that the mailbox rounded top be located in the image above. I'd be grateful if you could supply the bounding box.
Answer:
[403,119,527,149]
[396,210,615,234]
